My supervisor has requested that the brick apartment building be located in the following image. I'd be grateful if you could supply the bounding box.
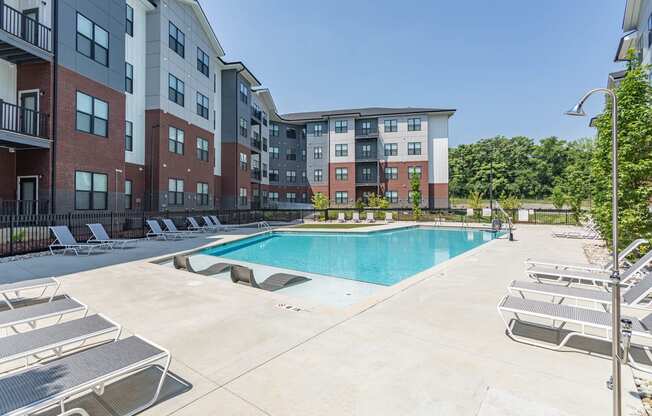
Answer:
[0,0,454,214]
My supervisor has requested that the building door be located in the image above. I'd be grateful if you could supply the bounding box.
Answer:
[19,91,38,136]
[17,176,38,215]
[22,8,39,45]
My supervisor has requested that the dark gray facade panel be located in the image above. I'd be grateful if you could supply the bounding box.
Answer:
[220,70,237,143]
[269,121,307,187]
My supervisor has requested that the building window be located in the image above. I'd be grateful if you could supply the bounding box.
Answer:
[384,143,398,156]
[335,191,348,204]
[360,167,372,182]
[384,119,397,132]
[239,188,247,205]
[239,83,248,104]
[314,169,323,182]
[262,137,268,151]
[314,124,323,136]
[262,111,268,126]
[270,123,279,136]
[408,166,422,179]
[76,13,108,66]
[301,149,307,161]
[168,74,185,107]
[335,167,348,181]
[239,152,248,170]
[168,178,184,205]
[239,117,247,137]
[197,182,209,205]
[125,62,133,94]
[286,170,297,183]
[408,142,422,155]
[335,144,348,157]
[75,171,108,210]
[125,179,132,209]
[301,171,307,183]
[384,167,398,180]
[125,4,134,37]
[76,92,108,137]
[385,191,398,203]
[197,137,209,161]
[196,92,209,119]
[125,121,133,151]
[197,47,209,77]
[168,126,184,155]
[407,118,421,131]
[360,144,372,158]
[286,147,297,160]
[270,146,279,159]
[269,191,279,202]
[286,192,296,203]
[270,169,279,182]
[262,163,268,178]
[286,128,297,139]
[313,146,323,159]
[335,120,347,133]
[168,21,185,58]
[360,120,372,135]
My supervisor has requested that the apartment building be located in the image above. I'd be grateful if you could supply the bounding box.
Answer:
[613,0,652,83]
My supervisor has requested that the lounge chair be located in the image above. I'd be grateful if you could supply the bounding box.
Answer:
[187,216,214,232]
[48,226,110,256]
[162,219,198,237]
[385,212,394,223]
[210,215,237,229]
[87,223,139,249]
[0,335,170,416]
[202,216,224,231]
[173,254,233,275]
[0,297,87,334]
[230,265,310,291]
[527,249,652,287]
[525,238,647,272]
[352,212,361,223]
[0,277,59,309]
[497,295,652,371]
[0,314,120,371]
[337,212,346,223]
[552,217,600,239]
[366,212,375,223]
[509,271,652,311]
[146,220,184,240]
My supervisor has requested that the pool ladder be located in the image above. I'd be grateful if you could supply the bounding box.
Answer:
[258,221,271,231]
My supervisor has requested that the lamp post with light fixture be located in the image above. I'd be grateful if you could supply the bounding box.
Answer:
[565,84,622,416]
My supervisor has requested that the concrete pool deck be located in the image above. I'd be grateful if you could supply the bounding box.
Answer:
[0,223,644,415]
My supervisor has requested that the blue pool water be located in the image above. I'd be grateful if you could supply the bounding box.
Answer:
[203,227,500,286]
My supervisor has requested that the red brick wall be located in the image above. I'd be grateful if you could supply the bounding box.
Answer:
[329,162,355,203]
[145,109,216,210]
[379,161,429,204]
[125,162,146,211]
[213,175,222,208]
[54,66,126,212]
[16,149,50,201]
[17,61,53,136]
[0,149,16,199]
[428,183,449,208]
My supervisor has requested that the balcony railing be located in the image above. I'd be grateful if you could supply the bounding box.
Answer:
[355,127,378,137]
[251,107,262,120]
[251,170,261,181]
[251,137,261,150]
[0,2,52,52]
[0,100,49,138]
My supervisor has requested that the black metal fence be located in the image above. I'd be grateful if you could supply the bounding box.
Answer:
[0,208,584,258]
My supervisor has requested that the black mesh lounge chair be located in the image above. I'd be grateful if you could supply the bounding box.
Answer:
[173,254,233,275]
[230,264,310,291]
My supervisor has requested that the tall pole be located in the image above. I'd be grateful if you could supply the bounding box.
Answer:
[489,149,493,217]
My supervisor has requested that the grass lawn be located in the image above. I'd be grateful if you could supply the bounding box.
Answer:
[292,223,382,229]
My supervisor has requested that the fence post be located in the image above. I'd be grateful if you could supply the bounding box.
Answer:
[565,210,569,225]
[110,211,114,237]
[9,215,14,256]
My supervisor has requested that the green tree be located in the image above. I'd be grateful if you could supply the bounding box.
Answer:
[467,191,483,210]
[550,186,566,209]
[591,53,652,247]
[311,192,329,210]
[410,174,422,219]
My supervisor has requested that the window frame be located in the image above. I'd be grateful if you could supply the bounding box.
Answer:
[125,120,133,151]
[168,126,185,155]
[125,62,133,94]
[168,73,185,107]
[335,191,348,204]
[384,119,398,132]
[196,92,209,119]
[76,13,109,66]
[335,167,348,181]
[196,137,209,161]
[407,117,421,131]
[124,179,133,209]
[384,166,398,180]
[407,142,422,155]
[269,169,279,182]
[196,182,209,206]
[385,191,399,204]
[239,117,247,137]
[270,124,279,136]
[75,91,108,137]
[314,169,323,182]
[384,143,398,156]
[168,178,184,206]
[75,171,108,210]
[335,143,348,157]
[334,120,348,133]
[125,4,134,37]
[270,146,279,159]
[286,170,297,183]
[197,47,210,77]
[313,146,323,159]
[168,21,185,58]
[408,166,423,179]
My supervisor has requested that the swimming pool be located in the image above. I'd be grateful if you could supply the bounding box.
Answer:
[203,227,501,286]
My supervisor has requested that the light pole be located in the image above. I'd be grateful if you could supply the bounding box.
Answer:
[566,85,621,416]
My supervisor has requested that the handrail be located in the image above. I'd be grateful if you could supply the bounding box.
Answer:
[0,100,49,138]
[0,2,52,52]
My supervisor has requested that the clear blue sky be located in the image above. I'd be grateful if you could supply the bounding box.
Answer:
[203,0,624,146]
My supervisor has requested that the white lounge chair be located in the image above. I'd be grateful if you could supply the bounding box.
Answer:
[366,212,375,223]
[0,277,59,309]
[0,314,121,372]
[497,295,652,372]
[527,250,652,287]
[145,220,184,240]
[385,212,394,223]
[525,238,648,272]
[210,215,237,229]
[352,212,361,223]
[187,216,214,232]
[87,223,139,249]
[509,271,652,311]
[202,215,224,231]
[48,226,110,256]
[552,217,599,239]
[337,212,346,223]
[0,296,87,334]
[0,335,170,416]
[162,219,198,237]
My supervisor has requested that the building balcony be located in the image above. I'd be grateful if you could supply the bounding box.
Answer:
[0,100,50,149]
[0,2,52,63]
[251,137,261,151]
[356,176,378,187]
[354,128,378,139]
[355,151,378,162]
[251,169,261,182]
[251,107,262,121]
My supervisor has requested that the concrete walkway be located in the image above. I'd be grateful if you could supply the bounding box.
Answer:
[0,224,643,415]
